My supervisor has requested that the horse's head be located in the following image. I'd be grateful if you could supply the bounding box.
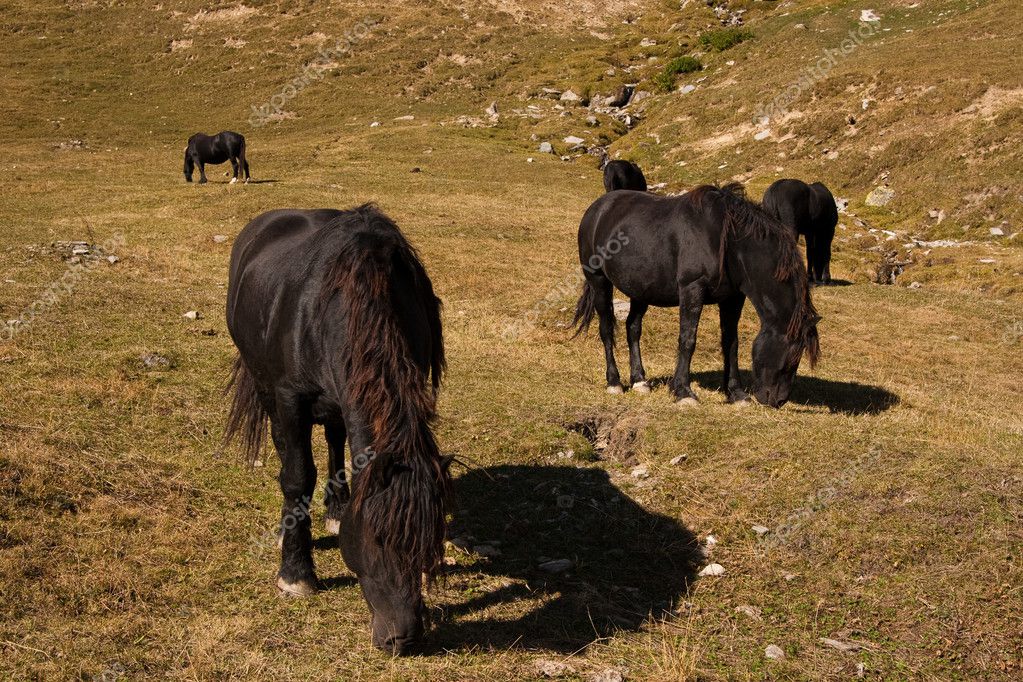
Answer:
[751,306,820,408]
[339,452,451,656]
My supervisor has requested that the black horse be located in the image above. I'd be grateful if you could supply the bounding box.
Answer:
[603,160,647,192]
[184,131,250,184]
[573,184,820,408]
[762,179,838,284]
[225,205,449,655]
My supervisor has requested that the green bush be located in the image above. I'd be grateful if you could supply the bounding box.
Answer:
[653,55,703,92]
[699,27,753,51]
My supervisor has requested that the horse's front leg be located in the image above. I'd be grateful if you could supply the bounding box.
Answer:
[270,395,318,596]
[671,283,704,406]
[198,161,208,184]
[323,421,349,535]
[229,157,240,184]
[719,295,749,403]
[625,301,650,393]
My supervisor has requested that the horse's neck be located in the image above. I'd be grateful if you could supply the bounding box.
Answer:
[730,240,796,326]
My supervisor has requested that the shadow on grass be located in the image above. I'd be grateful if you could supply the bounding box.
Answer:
[427,464,703,653]
[690,370,899,415]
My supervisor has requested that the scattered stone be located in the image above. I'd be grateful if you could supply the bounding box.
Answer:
[865,186,895,207]
[698,563,725,577]
[669,454,687,465]
[140,353,172,370]
[485,101,499,117]
[836,197,850,213]
[393,114,414,121]
[820,637,862,653]
[928,209,946,223]
[908,281,922,289]
[586,115,599,127]
[751,525,770,536]
[539,87,563,100]
[631,90,651,104]
[704,534,718,549]
[55,139,86,150]
[607,84,634,108]
[630,464,649,479]
[369,121,380,127]
[563,135,586,146]
[735,605,763,620]
[182,311,201,321]
[212,234,228,243]
[535,659,573,678]
[679,84,696,95]
[106,255,119,264]
[979,258,996,264]
[560,89,582,103]
[856,663,866,678]
[765,644,785,660]
[754,129,771,141]
[860,9,881,23]
[590,669,624,682]
[539,142,554,154]
[990,226,1005,236]
[527,157,534,163]
[794,23,806,30]
[639,37,656,47]
[538,559,573,574]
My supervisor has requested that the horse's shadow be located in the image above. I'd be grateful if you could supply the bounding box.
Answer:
[424,464,704,653]
[690,370,898,415]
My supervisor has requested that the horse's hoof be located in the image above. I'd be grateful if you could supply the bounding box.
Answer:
[324,518,341,535]
[632,381,651,394]
[675,397,699,408]
[230,177,238,184]
[275,576,318,598]
[606,385,624,395]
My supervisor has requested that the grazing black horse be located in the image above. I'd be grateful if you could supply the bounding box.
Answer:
[573,184,820,408]
[225,205,449,655]
[184,131,250,184]
[603,160,648,192]
[762,179,839,284]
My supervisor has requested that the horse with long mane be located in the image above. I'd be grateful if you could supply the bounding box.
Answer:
[762,178,839,285]
[184,131,250,184]
[224,204,449,655]
[573,183,820,408]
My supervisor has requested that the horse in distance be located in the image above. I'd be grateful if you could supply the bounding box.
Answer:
[603,160,648,192]
[762,178,839,285]
[184,131,250,184]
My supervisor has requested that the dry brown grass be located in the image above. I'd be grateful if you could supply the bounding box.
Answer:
[2,0,1022,680]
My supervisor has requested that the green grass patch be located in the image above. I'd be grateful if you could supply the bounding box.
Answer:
[653,55,702,92]
[698,27,753,51]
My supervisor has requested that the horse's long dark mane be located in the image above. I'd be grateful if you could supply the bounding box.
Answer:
[692,183,820,367]
[322,205,450,583]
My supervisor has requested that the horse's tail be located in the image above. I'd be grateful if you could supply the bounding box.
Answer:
[238,138,250,180]
[572,276,597,337]
[183,148,194,181]
[224,355,268,465]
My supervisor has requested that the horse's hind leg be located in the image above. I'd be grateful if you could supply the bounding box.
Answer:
[719,295,749,404]
[323,422,349,535]
[229,157,240,184]
[671,283,704,406]
[625,301,650,393]
[591,274,623,393]
[270,395,318,596]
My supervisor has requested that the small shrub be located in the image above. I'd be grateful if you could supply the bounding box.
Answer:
[699,27,753,51]
[653,56,702,92]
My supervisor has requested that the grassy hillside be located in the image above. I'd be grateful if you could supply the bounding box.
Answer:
[2,1,1022,680]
